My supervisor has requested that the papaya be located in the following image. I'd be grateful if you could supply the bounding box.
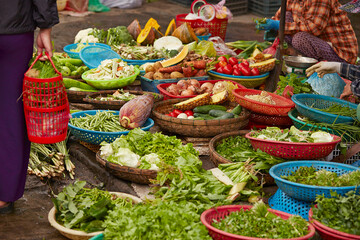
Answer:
[172,23,198,44]
[137,26,156,45]
[127,19,142,40]
[165,19,176,36]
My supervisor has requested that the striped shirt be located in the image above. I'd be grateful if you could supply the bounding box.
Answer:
[274,0,358,64]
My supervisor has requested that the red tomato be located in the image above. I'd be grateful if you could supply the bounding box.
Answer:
[218,56,227,63]
[239,62,248,69]
[241,60,250,67]
[184,110,194,117]
[218,61,227,67]
[169,112,177,117]
[233,68,242,76]
[216,66,224,73]
[223,64,233,75]
[173,109,183,116]
[240,67,251,76]
[228,57,238,66]
[251,67,260,76]
[215,62,220,69]
[233,64,239,70]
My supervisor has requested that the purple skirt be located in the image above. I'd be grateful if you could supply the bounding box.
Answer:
[0,32,33,202]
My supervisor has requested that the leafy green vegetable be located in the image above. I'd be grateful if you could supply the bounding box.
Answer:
[103,200,212,240]
[215,135,284,171]
[89,26,135,46]
[282,166,360,187]
[53,181,133,233]
[313,191,360,235]
[312,104,357,118]
[275,73,313,96]
[212,201,309,239]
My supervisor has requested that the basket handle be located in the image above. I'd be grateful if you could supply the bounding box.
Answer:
[26,52,61,76]
[331,142,360,163]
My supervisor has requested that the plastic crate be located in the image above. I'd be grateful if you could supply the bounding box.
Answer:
[249,0,281,17]
[320,142,360,165]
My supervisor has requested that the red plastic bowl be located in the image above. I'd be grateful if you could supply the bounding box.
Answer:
[309,207,360,240]
[245,132,342,160]
[201,205,315,240]
[232,89,295,116]
[157,79,246,100]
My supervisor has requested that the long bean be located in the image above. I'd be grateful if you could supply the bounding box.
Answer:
[70,111,126,132]
[313,104,356,118]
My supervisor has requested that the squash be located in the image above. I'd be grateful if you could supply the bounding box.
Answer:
[144,18,160,31]
[160,45,189,68]
[165,19,176,36]
[127,19,142,40]
[137,26,156,45]
[172,23,198,44]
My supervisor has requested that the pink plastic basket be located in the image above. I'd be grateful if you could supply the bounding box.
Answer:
[249,112,293,126]
[308,207,360,240]
[200,205,315,240]
[233,89,295,116]
[245,132,342,160]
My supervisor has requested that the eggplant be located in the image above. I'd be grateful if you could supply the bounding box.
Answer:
[119,94,154,129]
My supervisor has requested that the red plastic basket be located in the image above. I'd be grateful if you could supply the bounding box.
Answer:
[245,132,342,160]
[200,205,315,240]
[249,112,293,126]
[176,14,228,40]
[233,89,295,116]
[157,80,246,100]
[308,207,360,240]
[23,53,70,144]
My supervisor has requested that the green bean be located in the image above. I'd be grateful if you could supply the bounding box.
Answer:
[313,104,356,118]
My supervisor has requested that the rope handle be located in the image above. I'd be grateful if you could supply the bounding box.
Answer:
[25,52,61,77]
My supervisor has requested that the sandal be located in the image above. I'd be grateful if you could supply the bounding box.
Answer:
[0,202,14,214]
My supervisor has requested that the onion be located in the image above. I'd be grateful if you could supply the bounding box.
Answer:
[166,84,181,96]
[181,89,195,96]
[177,80,189,90]
[187,85,197,93]
[189,79,200,88]
[200,82,214,93]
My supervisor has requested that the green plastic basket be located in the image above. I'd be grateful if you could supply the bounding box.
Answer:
[82,68,140,90]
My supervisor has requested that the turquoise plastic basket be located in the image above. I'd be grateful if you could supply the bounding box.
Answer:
[291,94,357,125]
[80,46,120,69]
[64,43,111,59]
[268,189,312,221]
[120,57,165,66]
[269,161,360,202]
[68,110,154,145]
[89,233,103,240]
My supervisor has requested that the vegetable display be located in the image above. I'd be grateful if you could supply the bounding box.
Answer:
[251,126,334,143]
[89,89,137,101]
[85,59,135,80]
[282,166,360,187]
[212,201,310,239]
[275,73,313,97]
[244,91,275,104]
[313,191,360,235]
[214,55,261,76]
[115,45,164,60]
[70,111,127,132]
[53,181,134,233]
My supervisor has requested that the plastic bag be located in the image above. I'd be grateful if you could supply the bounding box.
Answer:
[306,72,346,98]
[209,36,237,56]
[66,0,88,12]
[214,0,233,20]
[100,0,143,8]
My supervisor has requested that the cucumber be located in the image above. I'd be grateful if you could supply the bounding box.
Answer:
[68,87,98,92]
[214,112,235,119]
[193,105,227,114]
[63,78,97,90]
[209,109,229,117]
[231,105,242,115]
[193,113,215,120]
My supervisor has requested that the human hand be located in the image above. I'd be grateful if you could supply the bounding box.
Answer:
[36,28,53,60]
[256,19,280,31]
[306,62,341,78]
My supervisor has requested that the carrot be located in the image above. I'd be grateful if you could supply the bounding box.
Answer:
[183,60,206,69]
[159,65,182,73]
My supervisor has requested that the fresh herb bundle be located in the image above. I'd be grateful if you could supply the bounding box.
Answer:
[282,166,360,187]
[212,201,309,239]
[275,73,313,96]
[215,135,284,171]
[313,191,360,235]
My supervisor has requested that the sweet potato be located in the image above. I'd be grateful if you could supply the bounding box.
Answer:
[182,66,193,77]
[183,60,206,69]
[159,65,182,73]
[194,69,206,77]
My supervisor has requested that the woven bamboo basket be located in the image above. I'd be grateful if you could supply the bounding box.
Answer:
[67,90,94,103]
[95,152,157,184]
[83,90,163,110]
[79,141,100,153]
[209,130,275,186]
[152,99,250,138]
[48,192,141,240]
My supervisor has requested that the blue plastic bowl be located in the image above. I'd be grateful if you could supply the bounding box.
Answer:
[269,161,360,202]
[120,58,165,66]
[197,33,211,41]
[64,43,111,59]
[68,110,154,145]
[80,46,121,69]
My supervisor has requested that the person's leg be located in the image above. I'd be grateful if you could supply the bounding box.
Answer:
[0,32,34,210]
[291,32,346,62]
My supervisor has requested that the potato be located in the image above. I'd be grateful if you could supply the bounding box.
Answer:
[144,72,154,80]
[170,71,184,79]
[145,64,155,73]
[163,73,171,79]
[153,71,164,80]
[153,62,163,71]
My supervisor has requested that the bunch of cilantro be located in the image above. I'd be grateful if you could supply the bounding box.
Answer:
[313,191,360,235]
